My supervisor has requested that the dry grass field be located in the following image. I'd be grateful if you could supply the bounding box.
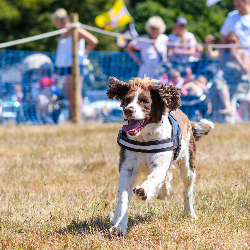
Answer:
[0,123,249,249]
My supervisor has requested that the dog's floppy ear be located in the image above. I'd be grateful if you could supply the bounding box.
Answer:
[151,84,181,111]
[106,77,129,100]
[150,86,166,123]
[163,84,181,110]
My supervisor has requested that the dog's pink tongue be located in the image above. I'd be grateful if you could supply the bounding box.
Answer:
[123,119,142,132]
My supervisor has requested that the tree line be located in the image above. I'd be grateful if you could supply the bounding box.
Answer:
[0,0,234,52]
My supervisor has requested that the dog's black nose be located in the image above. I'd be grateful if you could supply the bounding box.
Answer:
[124,107,134,116]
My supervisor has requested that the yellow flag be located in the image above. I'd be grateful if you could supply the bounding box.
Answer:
[95,0,133,30]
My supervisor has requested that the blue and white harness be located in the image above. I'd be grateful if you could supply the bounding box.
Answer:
[117,114,182,160]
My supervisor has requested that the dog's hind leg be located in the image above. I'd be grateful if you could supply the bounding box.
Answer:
[157,171,173,200]
[110,159,138,236]
[179,135,197,218]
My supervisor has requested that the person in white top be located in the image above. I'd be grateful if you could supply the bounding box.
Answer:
[52,8,98,121]
[126,16,168,79]
[220,0,250,55]
[168,17,197,64]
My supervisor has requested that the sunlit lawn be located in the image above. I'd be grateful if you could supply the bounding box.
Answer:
[0,123,249,249]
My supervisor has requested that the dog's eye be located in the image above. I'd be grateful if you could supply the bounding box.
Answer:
[125,98,130,103]
[141,99,149,104]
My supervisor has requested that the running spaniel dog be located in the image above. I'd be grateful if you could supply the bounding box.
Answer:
[107,77,214,236]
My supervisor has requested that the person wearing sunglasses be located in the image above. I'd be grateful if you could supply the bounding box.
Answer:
[205,32,250,117]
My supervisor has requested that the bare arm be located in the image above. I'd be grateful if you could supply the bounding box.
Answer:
[78,28,98,52]
[126,42,136,53]
[232,49,250,73]
[182,81,196,91]
[126,42,141,64]
[242,50,250,73]
[173,45,196,55]
[205,46,219,58]
[205,35,219,59]
[167,47,174,60]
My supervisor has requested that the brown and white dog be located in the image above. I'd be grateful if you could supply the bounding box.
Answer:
[106,77,214,236]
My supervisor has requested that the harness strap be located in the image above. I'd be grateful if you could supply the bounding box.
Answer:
[117,114,182,159]
[168,114,182,160]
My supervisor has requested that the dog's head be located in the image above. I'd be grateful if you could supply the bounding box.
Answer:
[107,77,181,136]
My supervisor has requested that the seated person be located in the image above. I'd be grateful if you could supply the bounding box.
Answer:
[205,32,250,116]
[168,69,184,88]
[168,67,194,95]
[182,75,208,97]
[180,74,210,121]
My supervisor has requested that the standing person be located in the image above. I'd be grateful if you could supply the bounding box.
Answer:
[52,8,98,121]
[168,17,197,68]
[126,16,168,79]
[220,0,250,55]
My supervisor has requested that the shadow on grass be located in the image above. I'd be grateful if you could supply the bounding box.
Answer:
[56,216,111,235]
[128,211,155,228]
[56,212,155,236]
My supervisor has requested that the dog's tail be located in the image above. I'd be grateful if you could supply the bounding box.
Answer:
[192,119,214,141]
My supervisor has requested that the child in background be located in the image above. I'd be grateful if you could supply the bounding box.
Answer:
[12,84,24,103]
[11,84,25,123]
[168,69,185,88]
[181,74,209,121]
[168,67,193,95]
[36,77,56,124]
[182,75,208,97]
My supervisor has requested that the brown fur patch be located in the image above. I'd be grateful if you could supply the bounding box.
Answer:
[170,109,197,172]
[116,77,159,104]
[170,109,192,141]
[127,77,159,89]
[149,88,166,123]
[137,90,152,119]
[133,187,147,200]
[189,132,197,173]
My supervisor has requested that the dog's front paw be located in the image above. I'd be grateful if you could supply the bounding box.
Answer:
[109,225,127,236]
[133,186,147,201]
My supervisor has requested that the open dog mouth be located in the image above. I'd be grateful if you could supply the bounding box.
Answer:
[123,117,150,136]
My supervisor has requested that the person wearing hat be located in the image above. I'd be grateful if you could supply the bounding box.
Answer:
[126,16,168,78]
[168,16,197,65]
